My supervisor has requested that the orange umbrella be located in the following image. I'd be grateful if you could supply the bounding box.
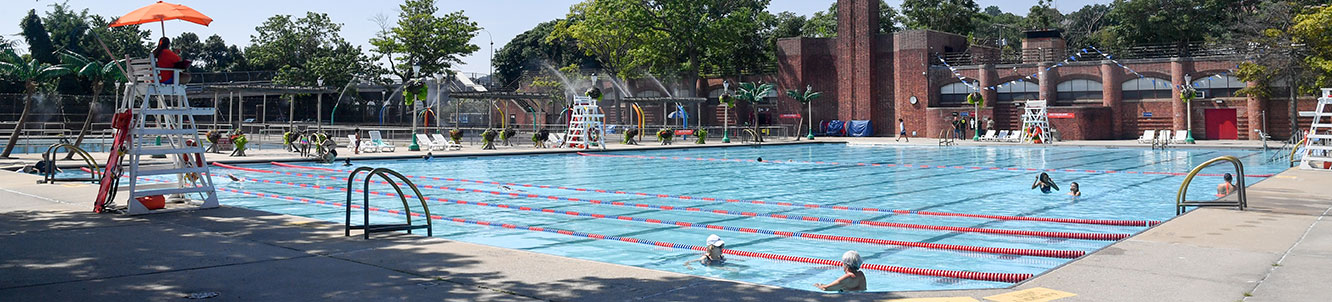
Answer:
[109,1,212,36]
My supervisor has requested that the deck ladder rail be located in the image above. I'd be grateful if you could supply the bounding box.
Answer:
[345,167,434,239]
[1175,155,1248,215]
[40,143,100,184]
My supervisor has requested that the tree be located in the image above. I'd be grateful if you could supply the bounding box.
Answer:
[632,0,771,95]
[173,32,204,67]
[1104,0,1240,51]
[1232,1,1314,137]
[59,50,124,159]
[370,0,480,83]
[494,20,598,90]
[247,13,371,88]
[20,10,58,66]
[734,81,773,141]
[1022,0,1062,31]
[84,15,153,63]
[549,0,661,80]
[801,1,900,38]
[901,0,981,36]
[202,35,246,71]
[1062,4,1117,50]
[0,49,70,158]
[1293,4,1332,90]
[973,6,1024,51]
[785,85,821,140]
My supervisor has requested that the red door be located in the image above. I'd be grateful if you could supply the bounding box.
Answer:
[1204,109,1238,140]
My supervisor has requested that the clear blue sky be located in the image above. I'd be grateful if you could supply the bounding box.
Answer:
[3,0,1107,75]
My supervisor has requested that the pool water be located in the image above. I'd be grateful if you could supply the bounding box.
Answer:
[159,144,1289,292]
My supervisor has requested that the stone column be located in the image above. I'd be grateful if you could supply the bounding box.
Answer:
[1101,61,1123,138]
[1037,62,1058,103]
[1246,81,1267,140]
[1170,57,1191,131]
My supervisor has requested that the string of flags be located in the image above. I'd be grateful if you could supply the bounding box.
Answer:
[937,46,1243,92]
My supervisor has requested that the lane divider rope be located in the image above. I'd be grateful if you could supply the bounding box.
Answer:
[575,152,1275,178]
[218,163,1131,241]
[268,162,1160,227]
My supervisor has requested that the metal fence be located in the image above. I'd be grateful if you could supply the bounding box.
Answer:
[937,43,1245,66]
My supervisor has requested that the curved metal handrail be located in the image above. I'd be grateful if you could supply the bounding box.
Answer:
[938,129,955,146]
[1289,135,1309,166]
[1175,155,1247,215]
[345,167,434,239]
[41,143,100,184]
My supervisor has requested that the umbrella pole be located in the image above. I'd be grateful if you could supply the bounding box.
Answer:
[160,19,166,38]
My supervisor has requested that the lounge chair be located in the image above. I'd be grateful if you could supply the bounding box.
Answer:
[1171,129,1190,144]
[1002,130,1022,142]
[348,134,377,153]
[1136,130,1156,144]
[1155,130,1172,145]
[368,130,396,152]
[979,130,998,141]
[992,130,1010,142]
[431,133,463,151]
[416,134,446,151]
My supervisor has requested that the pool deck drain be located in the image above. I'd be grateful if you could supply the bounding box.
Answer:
[1,140,1328,301]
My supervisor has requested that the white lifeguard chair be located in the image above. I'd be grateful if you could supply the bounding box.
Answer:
[112,55,219,214]
[563,96,606,149]
[1299,88,1332,171]
[1020,100,1052,144]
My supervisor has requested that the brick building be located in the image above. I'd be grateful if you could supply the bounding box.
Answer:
[770,0,1318,140]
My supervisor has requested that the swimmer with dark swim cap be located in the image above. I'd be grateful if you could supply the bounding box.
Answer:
[343,158,353,167]
[1031,172,1059,194]
[227,173,241,182]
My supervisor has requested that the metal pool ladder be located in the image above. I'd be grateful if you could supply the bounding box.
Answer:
[1175,156,1248,215]
[345,167,433,239]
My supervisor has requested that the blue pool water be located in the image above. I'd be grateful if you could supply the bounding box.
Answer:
[168,144,1289,292]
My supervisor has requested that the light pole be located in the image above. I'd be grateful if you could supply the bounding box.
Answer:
[409,64,422,151]
[480,28,494,88]
[316,77,324,131]
[721,81,731,143]
[1183,74,1196,144]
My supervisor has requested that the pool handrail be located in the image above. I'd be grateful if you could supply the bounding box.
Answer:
[345,166,433,239]
[1175,155,1248,215]
[41,143,100,184]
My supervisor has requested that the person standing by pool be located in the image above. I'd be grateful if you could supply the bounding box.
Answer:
[1216,173,1235,197]
[986,117,995,133]
[1031,172,1059,193]
[814,250,867,292]
[684,234,727,268]
[951,116,962,139]
[353,127,362,154]
[896,118,908,142]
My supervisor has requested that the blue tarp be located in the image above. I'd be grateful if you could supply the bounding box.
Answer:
[825,120,845,136]
[848,120,873,137]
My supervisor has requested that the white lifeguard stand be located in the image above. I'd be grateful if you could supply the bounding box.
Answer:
[1299,88,1332,171]
[1020,100,1052,144]
[563,96,606,149]
[116,56,219,214]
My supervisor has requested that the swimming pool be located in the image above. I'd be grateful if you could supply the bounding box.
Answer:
[170,144,1288,292]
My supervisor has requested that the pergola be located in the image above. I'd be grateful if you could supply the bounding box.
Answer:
[446,91,554,129]
[187,84,335,130]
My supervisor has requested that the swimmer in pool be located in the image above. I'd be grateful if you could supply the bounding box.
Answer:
[227,173,241,182]
[685,234,728,269]
[423,152,433,161]
[815,250,867,292]
[1216,173,1235,197]
[757,157,763,162]
[343,158,353,167]
[1068,182,1081,199]
[1031,172,1059,193]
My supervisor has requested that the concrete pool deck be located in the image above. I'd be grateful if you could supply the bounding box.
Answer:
[2,140,1327,301]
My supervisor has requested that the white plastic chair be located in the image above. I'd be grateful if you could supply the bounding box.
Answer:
[1172,130,1189,144]
[993,130,1010,142]
[980,130,997,141]
[1136,130,1156,144]
[348,134,377,153]
[431,133,462,151]
[415,134,446,151]
[369,131,396,152]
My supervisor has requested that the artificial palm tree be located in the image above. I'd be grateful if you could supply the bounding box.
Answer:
[735,82,774,142]
[0,49,71,158]
[785,85,822,140]
[60,50,125,159]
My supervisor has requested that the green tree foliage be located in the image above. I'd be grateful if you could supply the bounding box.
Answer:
[202,35,247,71]
[901,0,981,36]
[85,15,153,63]
[801,1,900,38]
[40,3,90,57]
[1062,4,1116,50]
[370,0,480,82]
[1104,0,1239,50]
[59,50,124,159]
[1293,4,1332,91]
[550,0,662,79]
[493,20,598,90]
[247,12,373,88]
[972,6,1024,50]
[1022,0,1062,31]
[173,32,204,64]
[20,10,58,66]
[0,49,71,158]
[632,0,771,91]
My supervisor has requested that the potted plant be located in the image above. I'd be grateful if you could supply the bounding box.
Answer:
[657,128,674,145]
[695,128,708,144]
[481,129,497,150]
[449,129,463,144]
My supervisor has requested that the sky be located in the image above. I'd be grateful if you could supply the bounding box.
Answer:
[3,0,1108,75]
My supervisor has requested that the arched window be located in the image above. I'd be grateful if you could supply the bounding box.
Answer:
[1122,77,1173,100]
[1191,75,1245,98]
[1056,79,1103,101]
[995,80,1039,102]
[939,82,978,106]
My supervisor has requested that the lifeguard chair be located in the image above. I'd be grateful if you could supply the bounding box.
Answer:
[563,96,606,149]
[1299,88,1332,171]
[1020,100,1052,144]
[94,54,219,214]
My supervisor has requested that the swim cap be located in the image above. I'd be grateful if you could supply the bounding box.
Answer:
[706,234,724,247]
